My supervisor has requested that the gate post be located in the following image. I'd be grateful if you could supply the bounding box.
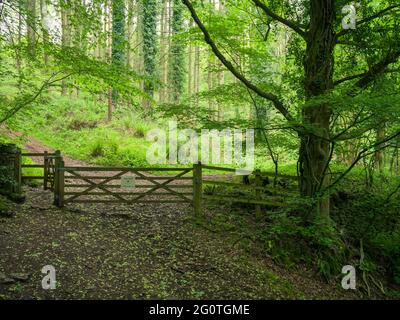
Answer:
[53,150,64,207]
[58,160,65,207]
[43,151,48,190]
[13,148,22,196]
[193,161,203,216]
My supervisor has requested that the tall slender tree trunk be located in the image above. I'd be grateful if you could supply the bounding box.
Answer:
[60,0,69,96]
[40,0,49,65]
[375,126,386,171]
[111,0,126,106]
[142,0,158,112]
[207,52,214,112]
[26,0,36,58]
[16,0,23,89]
[216,0,224,120]
[299,0,335,224]
[135,0,144,76]
[169,0,185,103]
[159,0,167,103]
[188,19,193,99]
[126,0,134,68]
[107,0,113,121]
[194,45,200,106]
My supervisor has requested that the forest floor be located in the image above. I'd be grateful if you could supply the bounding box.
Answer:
[0,135,359,299]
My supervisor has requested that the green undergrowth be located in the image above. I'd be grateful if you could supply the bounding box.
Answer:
[200,171,400,298]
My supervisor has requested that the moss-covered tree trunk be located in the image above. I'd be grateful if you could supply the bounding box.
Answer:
[299,0,335,223]
[169,0,185,103]
[142,0,158,112]
[111,0,126,106]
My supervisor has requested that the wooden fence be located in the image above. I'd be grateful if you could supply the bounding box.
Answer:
[201,165,298,218]
[21,150,61,191]
[5,149,299,216]
[3,146,298,216]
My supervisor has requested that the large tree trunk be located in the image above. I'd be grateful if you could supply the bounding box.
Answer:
[299,0,335,224]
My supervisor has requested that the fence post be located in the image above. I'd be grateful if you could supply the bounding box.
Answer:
[193,161,203,216]
[255,169,262,219]
[14,148,22,195]
[43,151,48,190]
[58,160,65,207]
[53,150,61,206]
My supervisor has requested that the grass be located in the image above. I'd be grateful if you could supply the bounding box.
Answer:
[5,94,300,175]
[21,156,43,186]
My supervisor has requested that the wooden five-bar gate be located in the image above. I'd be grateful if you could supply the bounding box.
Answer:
[54,164,200,211]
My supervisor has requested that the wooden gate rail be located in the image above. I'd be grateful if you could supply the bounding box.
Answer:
[201,164,296,218]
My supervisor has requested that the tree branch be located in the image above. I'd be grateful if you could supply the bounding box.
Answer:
[334,47,400,89]
[251,0,307,39]
[324,128,400,193]
[336,5,400,39]
[334,72,367,86]
[354,49,400,89]
[181,0,294,123]
[0,71,79,124]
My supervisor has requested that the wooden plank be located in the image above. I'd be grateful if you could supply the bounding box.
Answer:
[63,175,193,180]
[61,166,192,172]
[202,194,288,207]
[203,180,286,193]
[22,176,44,180]
[201,165,298,181]
[21,153,50,157]
[21,164,45,168]
[64,191,194,196]
[201,165,236,172]
[203,180,258,189]
[262,172,298,181]
[64,184,193,189]
[66,199,191,204]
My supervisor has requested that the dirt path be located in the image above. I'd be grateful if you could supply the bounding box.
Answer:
[0,135,359,299]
